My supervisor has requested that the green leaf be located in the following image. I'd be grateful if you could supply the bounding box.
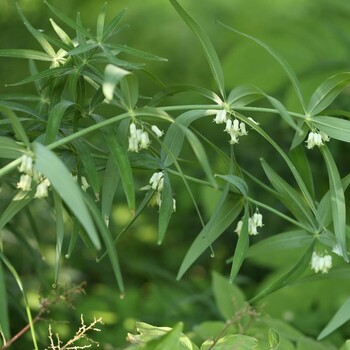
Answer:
[158,172,174,244]
[0,136,23,159]
[52,191,64,285]
[103,8,126,41]
[219,22,306,112]
[247,230,314,258]
[318,297,350,340]
[311,116,350,143]
[228,85,262,107]
[212,271,245,320]
[0,106,30,147]
[120,73,139,109]
[261,158,315,229]
[177,186,243,280]
[102,128,135,212]
[169,0,225,98]
[68,43,99,56]
[215,174,248,196]
[179,125,217,188]
[249,241,315,303]
[0,261,10,341]
[65,218,80,258]
[45,100,74,144]
[229,207,249,283]
[49,18,73,46]
[83,193,124,293]
[320,146,348,261]
[200,335,258,350]
[307,72,350,116]
[0,49,51,61]
[161,110,216,167]
[96,3,107,41]
[33,142,101,249]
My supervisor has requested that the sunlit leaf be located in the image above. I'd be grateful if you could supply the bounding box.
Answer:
[311,116,350,143]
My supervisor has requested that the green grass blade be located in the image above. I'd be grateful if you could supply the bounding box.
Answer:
[45,100,74,144]
[177,185,244,280]
[311,116,350,143]
[0,261,10,341]
[249,241,315,303]
[219,22,306,112]
[318,297,350,340]
[33,142,101,249]
[307,72,350,116]
[0,49,51,61]
[169,0,226,98]
[158,172,174,244]
[83,193,124,293]
[0,252,38,350]
[320,146,348,261]
[0,106,30,147]
[261,158,315,229]
[52,191,64,285]
[229,207,249,283]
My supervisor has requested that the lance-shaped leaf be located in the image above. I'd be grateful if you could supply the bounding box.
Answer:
[228,85,262,107]
[215,174,248,196]
[320,146,348,261]
[307,72,350,116]
[177,185,244,280]
[311,116,350,143]
[0,49,51,61]
[0,261,10,341]
[200,335,258,350]
[219,22,306,112]
[33,142,101,250]
[249,241,315,303]
[169,0,225,98]
[0,136,23,159]
[261,158,315,229]
[158,172,174,244]
[318,297,350,340]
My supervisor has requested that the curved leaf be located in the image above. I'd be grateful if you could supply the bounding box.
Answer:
[312,116,350,143]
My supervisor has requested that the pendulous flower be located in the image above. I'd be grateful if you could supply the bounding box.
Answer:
[310,251,332,274]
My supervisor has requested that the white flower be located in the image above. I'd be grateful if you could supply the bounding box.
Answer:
[306,131,329,149]
[331,244,342,257]
[151,125,164,138]
[311,251,332,273]
[18,154,33,175]
[149,171,164,191]
[252,212,263,227]
[239,122,248,135]
[234,220,243,236]
[128,136,139,152]
[173,198,176,212]
[129,122,137,137]
[229,133,239,144]
[214,109,227,124]
[149,191,161,208]
[81,176,90,191]
[35,178,50,199]
[17,174,32,191]
[139,131,150,149]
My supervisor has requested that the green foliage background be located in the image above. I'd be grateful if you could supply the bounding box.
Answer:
[0,0,350,349]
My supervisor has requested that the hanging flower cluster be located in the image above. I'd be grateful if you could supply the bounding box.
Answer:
[142,171,176,212]
[305,130,330,149]
[234,212,263,236]
[16,154,51,199]
[214,109,248,144]
[310,251,332,274]
[128,122,164,153]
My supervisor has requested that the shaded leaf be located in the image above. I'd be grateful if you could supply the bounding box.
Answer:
[312,116,350,143]
[0,49,51,61]
[200,335,258,350]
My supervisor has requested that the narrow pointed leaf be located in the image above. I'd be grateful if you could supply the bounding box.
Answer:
[65,219,80,258]
[103,8,127,41]
[307,72,350,116]
[33,142,101,249]
[53,191,64,285]
[219,22,306,111]
[228,85,262,107]
[215,174,248,196]
[312,116,350,143]
[96,3,107,41]
[0,137,23,159]
[318,297,350,340]
[229,207,249,283]
[0,49,51,61]
[120,73,139,109]
[49,18,73,45]
[201,335,258,350]
[0,261,10,341]
[320,146,348,261]
[158,172,173,244]
[177,185,244,280]
[0,106,30,147]
[169,0,225,98]
[249,241,315,303]
[103,64,132,101]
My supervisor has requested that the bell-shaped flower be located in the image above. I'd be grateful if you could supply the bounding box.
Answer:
[151,125,164,138]
[214,109,227,124]
[306,130,330,149]
[81,176,90,192]
[139,131,150,149]
[35,178,50,199]
[149,171,164,191]
[310,251,332,273]
[17,174,32,191]
[18,154,33,175]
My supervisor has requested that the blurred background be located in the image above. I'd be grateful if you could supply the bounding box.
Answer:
[1,0,350,349]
